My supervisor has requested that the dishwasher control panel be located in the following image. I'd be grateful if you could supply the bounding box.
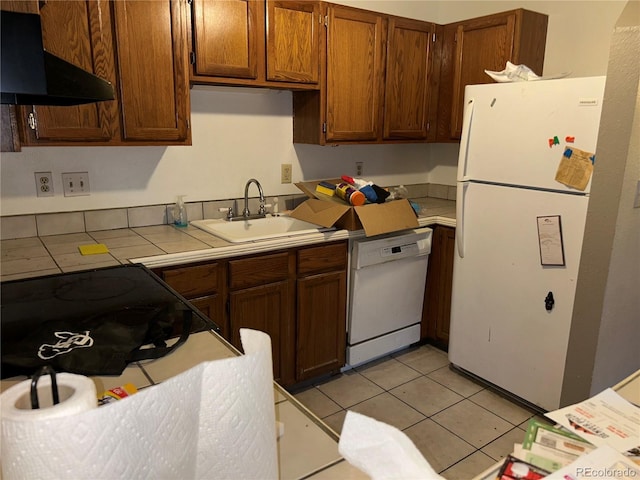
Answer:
[351,228,432,269]
[381,242,419,258]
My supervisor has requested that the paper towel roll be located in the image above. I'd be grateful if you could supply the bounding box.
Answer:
[1,329,278,480]
[1,373,96,421]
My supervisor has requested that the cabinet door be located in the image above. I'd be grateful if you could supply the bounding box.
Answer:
[383,17,434,140]
[422,226,455,350]
[20,0,118,143]
[266,0,321,84]
[112,0,190,141]
[190,295,226,338]
[450,13,516,139]
[192,0,260,79]
[326,5,385,142]
[229,281,289,383]
[296,271,346,381]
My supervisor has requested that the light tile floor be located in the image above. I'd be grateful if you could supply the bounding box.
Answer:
[293,344,550,480]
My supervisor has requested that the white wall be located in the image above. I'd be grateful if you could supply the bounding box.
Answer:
[0,1,628,216]
[561,0,640,404]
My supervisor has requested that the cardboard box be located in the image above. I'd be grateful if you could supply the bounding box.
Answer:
[290,179,419,236]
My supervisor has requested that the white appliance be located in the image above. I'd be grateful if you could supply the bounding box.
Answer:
[347,227,432,367]
[449,77,606,411]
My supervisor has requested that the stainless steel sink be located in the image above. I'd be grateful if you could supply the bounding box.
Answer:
[190,216,331,243]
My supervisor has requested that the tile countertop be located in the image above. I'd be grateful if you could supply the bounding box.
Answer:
[0,197,454,478]
[0,197,455,281]
[0,330,367,479]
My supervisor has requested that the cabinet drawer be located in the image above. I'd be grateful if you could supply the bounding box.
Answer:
[229,252,290,290]
[297,242,347,276]
[162,263,219,297]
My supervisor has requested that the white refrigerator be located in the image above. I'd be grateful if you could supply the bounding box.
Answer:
[448,76,606,411]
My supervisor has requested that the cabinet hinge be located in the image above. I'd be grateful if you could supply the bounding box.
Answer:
[27,112,37,131]
[322,122,327,133]
[189,51,196,65]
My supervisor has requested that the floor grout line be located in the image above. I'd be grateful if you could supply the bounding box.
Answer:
[295,344,540,479]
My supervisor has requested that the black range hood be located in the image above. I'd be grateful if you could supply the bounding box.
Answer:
[0,10,115,106]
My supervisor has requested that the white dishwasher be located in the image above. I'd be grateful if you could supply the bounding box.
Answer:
[347,227,432,367]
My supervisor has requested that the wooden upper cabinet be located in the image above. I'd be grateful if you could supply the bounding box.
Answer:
[383,17,435,140]
[16,0,191,146]
[192,0,259,79]
[293,6,436,145]
[0,0,38,14]
[19,0,119,144]
[266,0,321,84]
[112,0,190,142]
[326,4,385,142]
[189,0,321,89]
[443,9,548,140]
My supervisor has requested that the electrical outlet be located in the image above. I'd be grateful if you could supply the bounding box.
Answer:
[356,162,363,177]
[62,172,90,197]
[281,163,292,184]
[35,172,54,197]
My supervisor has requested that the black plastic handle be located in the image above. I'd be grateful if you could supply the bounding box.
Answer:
[30,365,60,409]
[545,291,555,312]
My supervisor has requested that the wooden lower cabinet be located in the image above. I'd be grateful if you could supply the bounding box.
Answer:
[296,242,347,381]
[421,226,455,350]
[154,241,349,387]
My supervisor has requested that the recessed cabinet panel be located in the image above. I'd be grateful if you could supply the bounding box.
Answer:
[296,271,346,381]
[384,17,434,140]
[326,5,385,142]
[297,242,347,275]
[193,0,258,79]
[230,282,288,383]
[112,0,190,141]
[422,226,455,350]
[162,263,219,297]
[266,0,320,83]
[228,252,290,290]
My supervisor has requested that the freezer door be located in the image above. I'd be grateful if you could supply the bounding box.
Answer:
[457,77,605,193]
[449,182,588,410]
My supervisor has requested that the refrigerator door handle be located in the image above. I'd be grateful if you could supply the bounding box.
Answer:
[457,98,475,182]
[456,182,468,258]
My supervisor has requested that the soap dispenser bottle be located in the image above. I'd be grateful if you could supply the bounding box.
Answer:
[173,195,188,227]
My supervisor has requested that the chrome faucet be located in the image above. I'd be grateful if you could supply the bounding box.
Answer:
[242,178,266,219]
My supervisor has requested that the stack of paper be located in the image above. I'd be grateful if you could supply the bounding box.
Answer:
[483,388,640,479]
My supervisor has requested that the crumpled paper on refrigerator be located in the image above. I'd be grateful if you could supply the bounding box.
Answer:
[339,411,445,480]
[1,329,277,480]
[485,61,570,82]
